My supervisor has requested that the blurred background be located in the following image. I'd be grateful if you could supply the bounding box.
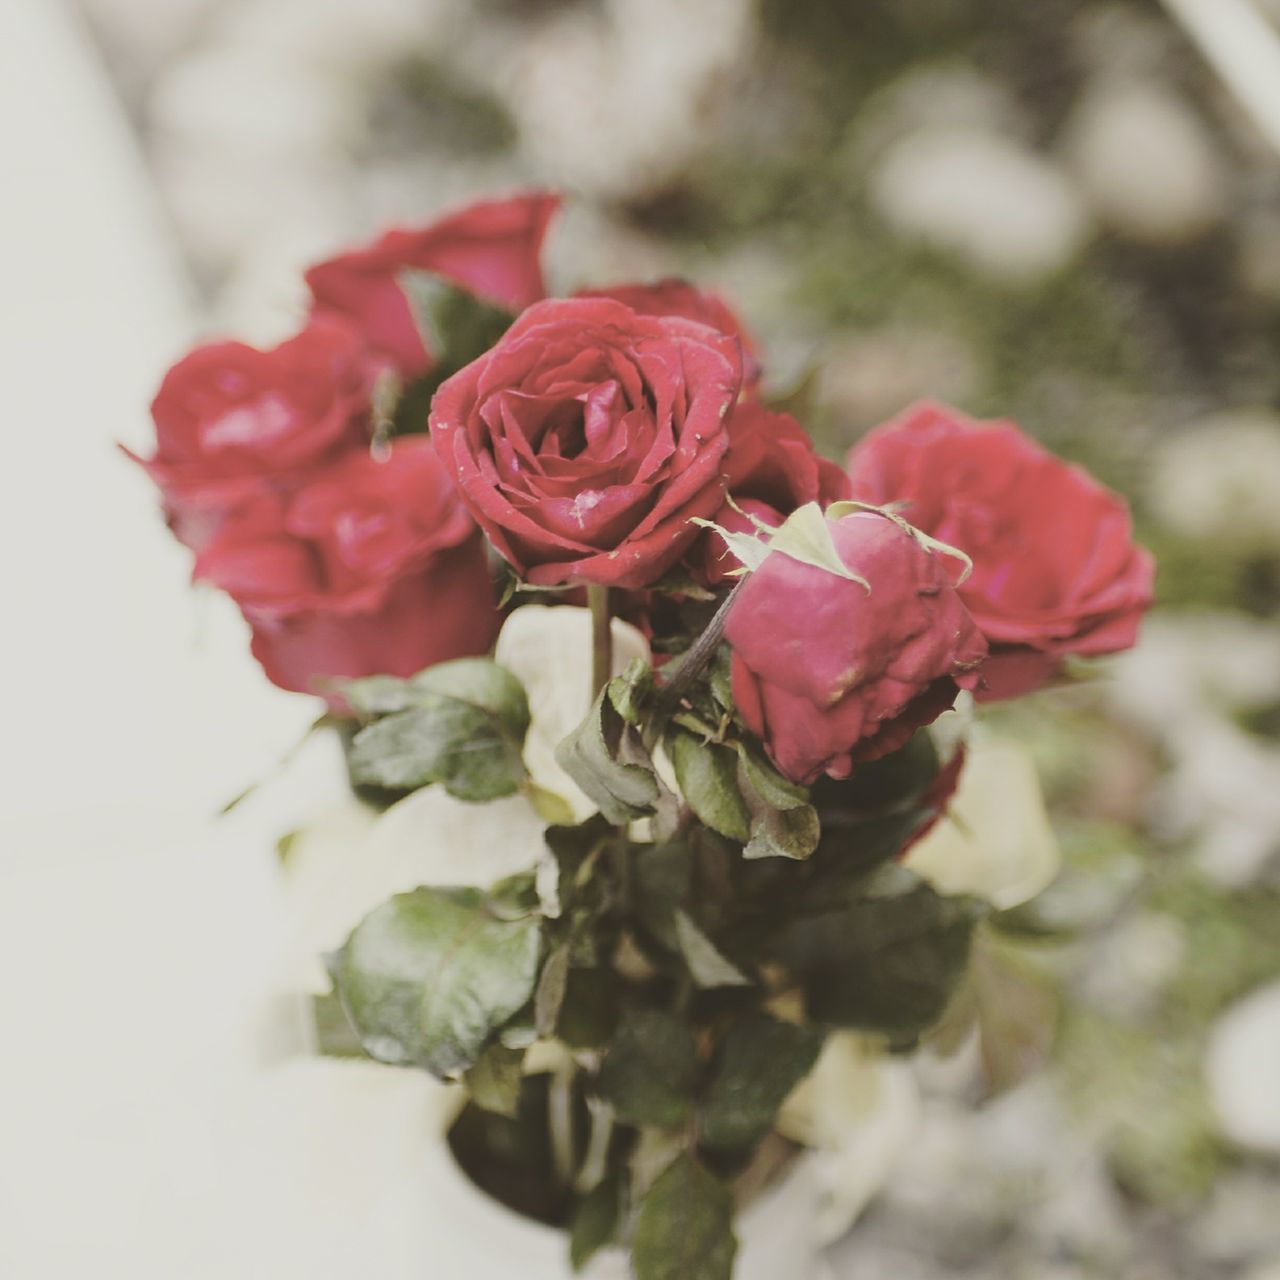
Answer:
[3,0,1279,1276]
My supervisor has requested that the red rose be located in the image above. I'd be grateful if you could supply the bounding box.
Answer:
[429,296,743,590]
[693,404,850,586]
[576,278,762,386]
[126,317,375,550]
[306,192,560,378]
[725,510,988,784]
[195,438,498,698]
[846,402,1155,699]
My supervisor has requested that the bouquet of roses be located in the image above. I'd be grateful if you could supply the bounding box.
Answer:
[130,192,1153,1278]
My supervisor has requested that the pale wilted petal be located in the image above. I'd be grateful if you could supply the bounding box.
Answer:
[495,605,651,822]
[905,737,1060,909]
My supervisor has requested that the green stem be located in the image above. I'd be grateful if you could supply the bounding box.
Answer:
[588,584,613,699]
[646,578,746,745]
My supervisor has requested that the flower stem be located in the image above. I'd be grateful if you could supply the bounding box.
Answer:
[588,584,612,698]
[648,578,746,737]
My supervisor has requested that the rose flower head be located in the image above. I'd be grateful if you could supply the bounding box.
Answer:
[847,402,1154,699]
[126,316,376,551]
[429,296,744,590]
[576,277,763,387]
[692,403,850,587]
[195,437,498,699]
[306,192,560,378]
[725,507,988,785]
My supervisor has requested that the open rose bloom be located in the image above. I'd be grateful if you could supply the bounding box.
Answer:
[130,193,1154,1280]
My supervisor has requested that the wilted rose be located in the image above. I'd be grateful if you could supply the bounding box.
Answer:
[430,296,743,589]
[726,510,987,784]
[195,438,498,698]
[847,402,1154,698]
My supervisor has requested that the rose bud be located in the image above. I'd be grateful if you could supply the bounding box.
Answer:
[846,402,1155,699]
[429,296,743,590]
[575,277,763,386]
[306,191,560,378]
[125,316,376,551]
[725,509,988,785]
[194,438,498,699]
[692,404,850,587]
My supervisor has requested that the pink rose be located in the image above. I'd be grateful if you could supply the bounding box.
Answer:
[693,404,850,586]
[126,317,375,550]
[726,510,987,784]
[195,438,498,698]
[305,192,560,378]
[846,402,1155,699]
[429,296,743,590]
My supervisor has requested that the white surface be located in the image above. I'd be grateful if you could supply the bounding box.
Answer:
[0,3,359,1275]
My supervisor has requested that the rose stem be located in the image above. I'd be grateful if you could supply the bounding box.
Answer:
[587,584,613,698]
[647,577,747,739]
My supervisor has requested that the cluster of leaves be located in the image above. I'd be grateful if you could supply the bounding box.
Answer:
[327,636,985,1277]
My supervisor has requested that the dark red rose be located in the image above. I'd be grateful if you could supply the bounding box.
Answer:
[429,296,743,590]
[725,510,987,784]
[692,404,850,586]
[195,438,498,699]
[306,192,560,378]
[576,278,762,386]
[846,402,1155,699]
[126,317,376,551]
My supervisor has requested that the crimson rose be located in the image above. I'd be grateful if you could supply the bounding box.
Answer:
[195,438,498,698]
[846,402,1154,699]
[692,404,850,586]
[306,192,560,378]
[726,510,987,784]
[429,296,744,590]
[576,278,762,386]
[126,316,375,551]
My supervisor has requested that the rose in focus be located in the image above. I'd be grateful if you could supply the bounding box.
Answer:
[195,438,499,698]
[429,296,743,590]
[725,510,988,784]
[847,402,1154,698]
[125,317,376,551]
[306,192,560,378]
[576,277,762,386]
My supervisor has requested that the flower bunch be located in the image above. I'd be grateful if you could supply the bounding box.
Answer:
[134,192,1153,1279]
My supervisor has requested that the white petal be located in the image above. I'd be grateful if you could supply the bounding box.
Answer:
[777,1034,921,1243]
[905,737,1061,909]
[495,605,651,823]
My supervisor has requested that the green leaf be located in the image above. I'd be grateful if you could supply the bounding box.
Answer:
[310,991,364,1058]
[700,1015,824,1150]
[465,1041,525,1118]
[632,1153,737,1280]
[345,660,529,801]
[555,672,672,826]
[535,942,571,1038]
[595,1010,698,1128]
[673,910,750,989]
[735,743,808,812]
[608,658,653,726]
[773,863,983,1041]
[670,731,751,843]
[742,802,820,861]
[569,1175,622,1272]
[399,271,515,399]
[331,886,541,1078]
